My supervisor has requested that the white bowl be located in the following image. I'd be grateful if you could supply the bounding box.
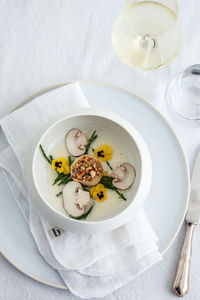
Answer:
[26,108,152,234]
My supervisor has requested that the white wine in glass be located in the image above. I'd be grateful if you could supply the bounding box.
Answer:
[112,0,181,70]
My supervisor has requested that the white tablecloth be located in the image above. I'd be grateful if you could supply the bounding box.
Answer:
[0,1,200,299]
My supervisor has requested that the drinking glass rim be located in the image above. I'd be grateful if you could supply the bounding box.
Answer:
[121,0,180,37]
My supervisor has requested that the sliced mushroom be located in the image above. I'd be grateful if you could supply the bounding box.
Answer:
[65,128,88,156]
[71,155,103,186]
[62,181,91,217]
[111,163,136,190]
[75,189,91,209]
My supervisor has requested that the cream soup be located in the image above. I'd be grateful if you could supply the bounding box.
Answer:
[46,130,129,220]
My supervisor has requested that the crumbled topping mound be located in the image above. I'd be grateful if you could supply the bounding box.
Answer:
[71,155,103,184]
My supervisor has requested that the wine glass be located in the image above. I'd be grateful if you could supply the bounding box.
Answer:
[167,64,200,121]
[112,0,181,70]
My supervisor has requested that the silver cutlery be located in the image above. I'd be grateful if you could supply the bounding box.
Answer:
[173,151,200,297]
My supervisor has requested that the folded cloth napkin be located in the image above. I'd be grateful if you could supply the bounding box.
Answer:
[0,82,162,298]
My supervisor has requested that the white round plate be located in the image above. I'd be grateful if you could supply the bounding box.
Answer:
[0,81,189,289]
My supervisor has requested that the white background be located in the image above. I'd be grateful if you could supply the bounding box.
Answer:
[0,0,200,299]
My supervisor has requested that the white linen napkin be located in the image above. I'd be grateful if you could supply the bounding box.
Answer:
[0,82,162,298]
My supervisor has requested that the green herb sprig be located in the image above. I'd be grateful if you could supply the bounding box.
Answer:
[106,161,113,170]
[68,155,73,167]
[82,186,90,192]
[39,144,52,164]
[53,173,72,186]
[100,176,127,201]
[56,191,63,197]
[85,130,98,154]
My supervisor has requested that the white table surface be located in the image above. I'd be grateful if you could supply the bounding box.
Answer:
[0,1,200,299]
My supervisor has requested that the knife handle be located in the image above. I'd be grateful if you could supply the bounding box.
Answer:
[172,221,196,297]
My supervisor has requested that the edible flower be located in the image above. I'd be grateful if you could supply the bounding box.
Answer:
[94,145,112,162]
[52,157,69,174]
[90,184,107,203]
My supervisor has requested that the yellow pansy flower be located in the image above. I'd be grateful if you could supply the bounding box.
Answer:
[52,157,69,174]
[94,145,112,162]
[90,184,107,203]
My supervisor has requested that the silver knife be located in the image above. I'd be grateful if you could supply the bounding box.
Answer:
[172,151,200,297]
